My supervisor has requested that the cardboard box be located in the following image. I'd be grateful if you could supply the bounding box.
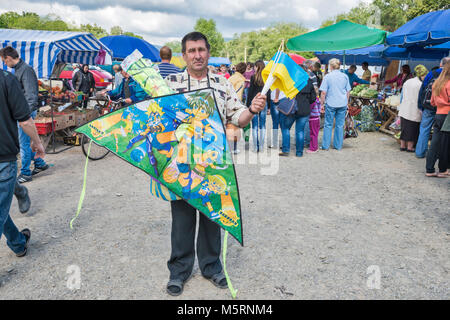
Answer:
[73,111,87,127]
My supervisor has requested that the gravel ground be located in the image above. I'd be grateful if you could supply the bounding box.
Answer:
[1,125,449,300]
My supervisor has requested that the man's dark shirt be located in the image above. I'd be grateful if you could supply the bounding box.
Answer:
[0,70,31,163]
[13,59,39,112]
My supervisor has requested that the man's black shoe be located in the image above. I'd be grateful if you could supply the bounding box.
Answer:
[16,229,31,257]
[17,186,31,214]
[17,174,32,183]
[32,164,49,176]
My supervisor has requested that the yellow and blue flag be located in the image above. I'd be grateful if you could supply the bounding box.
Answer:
[262,52,309,99]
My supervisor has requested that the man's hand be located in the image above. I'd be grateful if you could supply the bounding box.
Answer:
[31,139,45,159]
[124,98,132,104]
[250,93,266,113]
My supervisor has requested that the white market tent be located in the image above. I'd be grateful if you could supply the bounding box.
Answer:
[0,29,112,79]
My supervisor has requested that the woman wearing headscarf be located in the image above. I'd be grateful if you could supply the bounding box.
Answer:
[384,64,413,91]
[397,64,428,152]
[73,64,95,108]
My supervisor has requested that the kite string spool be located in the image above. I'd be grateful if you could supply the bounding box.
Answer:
[70,139,92,229]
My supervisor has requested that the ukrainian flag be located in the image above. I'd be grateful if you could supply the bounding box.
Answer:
[262,52,309,99]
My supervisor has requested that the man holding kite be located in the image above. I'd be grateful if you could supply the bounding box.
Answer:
[164,32,267,296]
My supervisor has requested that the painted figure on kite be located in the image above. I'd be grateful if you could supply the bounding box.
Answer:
[124,100,183,176]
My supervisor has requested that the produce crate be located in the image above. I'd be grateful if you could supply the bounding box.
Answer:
[35,121,56,135]
[35,112,76,134]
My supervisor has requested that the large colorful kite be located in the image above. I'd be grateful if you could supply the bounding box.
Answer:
[75,51,243,245]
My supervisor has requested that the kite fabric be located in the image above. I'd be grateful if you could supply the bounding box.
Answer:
[122,50,180,201]
[261,52,310,99]
[75,81,243,245]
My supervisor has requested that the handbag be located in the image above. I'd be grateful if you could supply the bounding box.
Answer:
[277,98,297,116]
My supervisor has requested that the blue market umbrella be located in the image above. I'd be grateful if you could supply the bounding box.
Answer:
[369,45,449,61]
[100,35,161,62]
[386,9,450,47]
[315,44,389,66]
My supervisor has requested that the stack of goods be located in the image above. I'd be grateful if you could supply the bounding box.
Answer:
[384,94,401,108]
[354,104,376,132]
[350,84,378,99]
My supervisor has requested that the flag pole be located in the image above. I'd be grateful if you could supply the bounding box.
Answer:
[261,40,284,96]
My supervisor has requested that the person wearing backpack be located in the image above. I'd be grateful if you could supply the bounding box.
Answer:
[416,57,450,158]
[279,75,316,157]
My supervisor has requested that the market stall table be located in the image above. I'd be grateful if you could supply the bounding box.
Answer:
[378,102,399,135]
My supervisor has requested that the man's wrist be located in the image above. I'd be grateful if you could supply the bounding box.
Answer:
[248,105,258,115]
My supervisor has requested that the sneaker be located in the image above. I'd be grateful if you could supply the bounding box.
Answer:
[16,186,31,214]
[32,164,49,176]
[279,152,289,156]
[16,229,31,257]
[17,174,32,184]
[306,149,318,154]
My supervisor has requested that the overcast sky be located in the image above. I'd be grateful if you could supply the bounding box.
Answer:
[0,0,369,45]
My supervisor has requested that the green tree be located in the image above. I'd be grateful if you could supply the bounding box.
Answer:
[373,0,415,31]
[194,18,225,57]
[0,12,20,28]
[110,25,123,35]
[78,23,108,38]
[164,40,182,53]
[319,0,417,31]
[406,0,450,20]
[11,12,42,30]
[225,22,310,64]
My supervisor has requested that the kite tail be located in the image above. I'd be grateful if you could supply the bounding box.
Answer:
[223,231,238,299]
[70,140,92,229]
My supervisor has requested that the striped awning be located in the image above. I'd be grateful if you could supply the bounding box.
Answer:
[0,29,112,79]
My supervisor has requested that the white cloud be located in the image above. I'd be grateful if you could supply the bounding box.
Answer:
[0,0,366,44]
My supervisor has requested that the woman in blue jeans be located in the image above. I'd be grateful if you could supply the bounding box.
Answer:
[247,60,270,152]
[279,77,316,157]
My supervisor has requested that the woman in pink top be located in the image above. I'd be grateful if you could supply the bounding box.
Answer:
[425,63,450,177]
[385,64,413,90]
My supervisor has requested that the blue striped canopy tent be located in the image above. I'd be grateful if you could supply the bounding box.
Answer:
[0,29,112,79]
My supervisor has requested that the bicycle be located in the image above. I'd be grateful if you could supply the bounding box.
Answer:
[80,97,124,160]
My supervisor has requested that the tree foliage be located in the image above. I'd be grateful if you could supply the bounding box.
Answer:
[164,40,182,53]
[406,0,450,20]
[194,18,225,57]
[225,22,313,64]
[320,0,448,32]
[0,11,143,39]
